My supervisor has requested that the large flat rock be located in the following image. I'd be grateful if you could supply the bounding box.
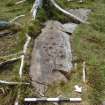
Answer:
[68,8,91,22]
[30,21,74,95]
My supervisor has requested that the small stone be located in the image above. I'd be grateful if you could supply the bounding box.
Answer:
[63,23,78,33]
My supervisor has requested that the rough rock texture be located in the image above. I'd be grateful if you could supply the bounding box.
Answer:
[68,9,91,22]
[44,21,78,34]
[30,21,75,95]
[103,101,105,105]
[63,23,78,33]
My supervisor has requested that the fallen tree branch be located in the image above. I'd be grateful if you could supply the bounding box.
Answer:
[23,34,31,54]
[19,34,31,78]
[10,15,25,23]
[16,35,31,103]
[67,0,85,3]
[0,80,30,85]
[50,0,87,24]
[31,0,42,19]
[15,0,26,5]
[0,56,21,67]
[19,55,24,78]
[82,61,86,83]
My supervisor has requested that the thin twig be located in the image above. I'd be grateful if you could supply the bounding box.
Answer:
[10,15,25,23]
[83,61,86,83]
[0,56,21,67]
[19,34,31,78]
[0,80,30,85]
[15,0,26,5]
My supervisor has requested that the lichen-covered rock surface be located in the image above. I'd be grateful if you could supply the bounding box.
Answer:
[30,21,76,94]
[68,9,91,22]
